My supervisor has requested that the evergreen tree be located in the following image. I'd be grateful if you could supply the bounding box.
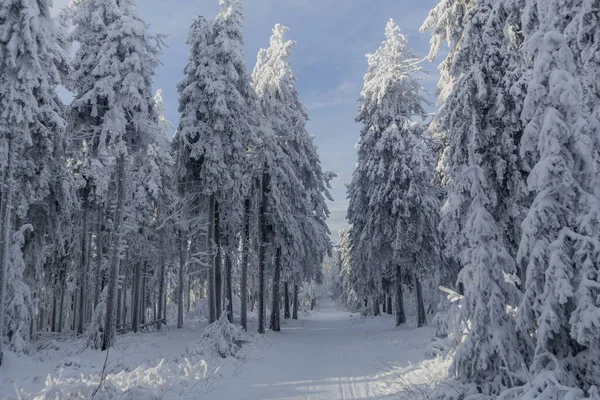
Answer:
[251,24,333,332]
[69,0,163,350]
[347,20,435,325]
[502,1,600,397]
[0,0,73,362]
[175,0,257,324]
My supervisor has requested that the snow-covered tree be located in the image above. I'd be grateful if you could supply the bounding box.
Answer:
[0,0,74,361]
[175,0,257,325]
[347,20,437,325]
[501,1,600,397]
[251,24,333,332]
[441,166,523,398]
[69,0,163,350]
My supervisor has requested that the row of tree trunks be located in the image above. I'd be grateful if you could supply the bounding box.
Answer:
[0,135,13,365]
[77,187,90,334]
[102,153,126,351]
[257,169,269,334]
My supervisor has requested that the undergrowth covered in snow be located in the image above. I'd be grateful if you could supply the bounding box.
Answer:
[185,312,250,359]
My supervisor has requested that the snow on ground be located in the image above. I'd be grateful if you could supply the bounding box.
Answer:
[0,299,448,399]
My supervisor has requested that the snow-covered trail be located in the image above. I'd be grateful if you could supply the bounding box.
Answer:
[1,299,443,399]
[211,299,437,400]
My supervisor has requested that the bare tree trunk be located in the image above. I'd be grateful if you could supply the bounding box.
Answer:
[214,201,222,318]
[258,169,269,334]
[141,262,148,324]
[225,245,234,323]
[78,189,90,334]
[207,195,216,323]
[58,269,66,333]
[177,230,186,329]
[51,275,58,332]
[387,296,392,315]
[157,220,166,321]
[116,284,122,328]
[395,264,406,326]
[292,284,299,320]
[132,262,141,332]
[0,136,13,364]
[382,295,387,313]
[284,281,290,319]
[240,198,250,330]
[270,247,281,332]
[102,153,126,351]
[416,276,427,327]
[94,205,103,309]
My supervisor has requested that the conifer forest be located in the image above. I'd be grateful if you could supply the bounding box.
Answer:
[0,0,598,399]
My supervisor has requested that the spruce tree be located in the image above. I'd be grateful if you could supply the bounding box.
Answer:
[347,20,435,324]
[0,0,72,361]
[69,0,163,350]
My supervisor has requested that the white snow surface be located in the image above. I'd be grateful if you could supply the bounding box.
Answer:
[1,299,446,399]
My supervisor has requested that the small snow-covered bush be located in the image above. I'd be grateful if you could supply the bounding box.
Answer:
[185,312,249,359]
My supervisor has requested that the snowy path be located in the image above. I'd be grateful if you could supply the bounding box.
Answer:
[210,299,439,400]
[1,299,443,399]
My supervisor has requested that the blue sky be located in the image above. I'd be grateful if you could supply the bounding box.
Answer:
[53,0,441,242]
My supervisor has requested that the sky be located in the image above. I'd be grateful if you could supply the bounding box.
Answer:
[52,0,442,243]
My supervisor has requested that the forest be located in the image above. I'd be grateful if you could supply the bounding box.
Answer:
[0,0,599,399]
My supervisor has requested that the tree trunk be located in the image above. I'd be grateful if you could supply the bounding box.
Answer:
[258,169,269,334]
[102,153,126,351]
[382,296,387,313]
[373,296,380,316]
[157,217,166,321]
[292,284,299,320]
[186,278,191,313]
[214,201,222,318]
[240,198,250,331]
[416,276,427,327]
[0,136,13,364]
[284,281,290,319]
[78,189,90,334]
[387,296,392,315]
[177,230,186,329]
[132,262,141,332]
[207,195,216,323]
[94,205,103,309]
[51,275,58,332]
[141,262,147,324]
[270,247,282,332]
[116,284,122,328]
[225,247,234,323]
[395,264,406,326]
[58,269,66,333]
